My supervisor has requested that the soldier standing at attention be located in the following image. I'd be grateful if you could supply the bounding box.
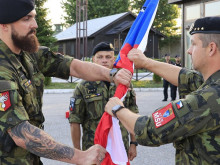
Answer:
[0,0,132,164]
[69,42,139,162]
[105,17,220,164]
[171,55,182,100]
[162,54,175,101]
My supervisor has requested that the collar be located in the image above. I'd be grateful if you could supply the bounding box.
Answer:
[0,41,31,77]
[205,70,220,84]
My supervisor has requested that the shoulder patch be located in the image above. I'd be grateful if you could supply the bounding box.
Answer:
[152,103,175,128]
[69,97,75,111]
[0,91,11,111]
[176,100,183,109]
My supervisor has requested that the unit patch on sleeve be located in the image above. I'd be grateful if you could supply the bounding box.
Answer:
[176,100,183,110]
[0,91,11,112]
[152,103,175,128]
[69,97,75,111]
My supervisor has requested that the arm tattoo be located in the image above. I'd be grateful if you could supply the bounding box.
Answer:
[10,121,74,161]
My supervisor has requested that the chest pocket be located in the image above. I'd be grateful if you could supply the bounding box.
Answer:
[19,72,39,118]
[84,95,104,120]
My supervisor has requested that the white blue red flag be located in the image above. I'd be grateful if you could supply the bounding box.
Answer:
[94,0,160,164]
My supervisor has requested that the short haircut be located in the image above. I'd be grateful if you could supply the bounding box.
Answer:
[199,33,220,50]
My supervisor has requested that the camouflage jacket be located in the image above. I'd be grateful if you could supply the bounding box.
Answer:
[69,80,139,151]
[0,40,73,165]
[134,68,220,164]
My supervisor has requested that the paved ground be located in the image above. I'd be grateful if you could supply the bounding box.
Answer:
[41,90,176,165]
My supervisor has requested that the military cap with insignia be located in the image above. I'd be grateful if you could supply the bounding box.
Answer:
[0,0,35,24]
[92,42,114,57]
[189,17,220,35]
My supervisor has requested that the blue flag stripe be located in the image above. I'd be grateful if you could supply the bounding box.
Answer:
[115,0,159,64]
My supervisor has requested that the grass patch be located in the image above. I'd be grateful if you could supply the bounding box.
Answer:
[132,80,162,88]
[45,82,77,89]
[45,80,162,89]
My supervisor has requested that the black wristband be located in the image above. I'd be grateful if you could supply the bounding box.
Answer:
[130,141,138,146]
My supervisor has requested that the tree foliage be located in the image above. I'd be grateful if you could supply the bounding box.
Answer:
[35,0,57,50]
[61,0,130,26]
[131,0,180,48]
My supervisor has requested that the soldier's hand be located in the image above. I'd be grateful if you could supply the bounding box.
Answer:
[128,144,137,161]
[128,48,147,69]
[80,144,106,165]
[113,68,132,87]
[105,97,124,117]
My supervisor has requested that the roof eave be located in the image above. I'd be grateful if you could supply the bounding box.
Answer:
[168,0,184,4]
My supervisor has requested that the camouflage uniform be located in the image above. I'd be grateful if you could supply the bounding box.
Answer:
[134,68,220,164]
[69,80,138,151]
[0,40,73,165]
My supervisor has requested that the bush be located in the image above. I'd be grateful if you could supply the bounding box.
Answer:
[44,77,51,86]
[153,73,161,83]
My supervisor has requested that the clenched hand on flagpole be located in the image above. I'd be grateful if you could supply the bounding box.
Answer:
[94,0,160,164]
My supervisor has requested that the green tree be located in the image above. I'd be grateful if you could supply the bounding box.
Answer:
[35,0,57,51]
[35,0,58,86]
[62,0,130,26]
[131,0,180,48]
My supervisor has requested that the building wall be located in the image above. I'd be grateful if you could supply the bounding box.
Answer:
[56,14,165,60]
[159,39,181,58]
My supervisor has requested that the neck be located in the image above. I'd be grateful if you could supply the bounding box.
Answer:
[1,37,21,54]
[202,58,220,81]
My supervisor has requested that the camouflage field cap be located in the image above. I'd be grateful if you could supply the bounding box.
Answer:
[92,42,114,57]
[189,17,220,35]
[0,0,35,24]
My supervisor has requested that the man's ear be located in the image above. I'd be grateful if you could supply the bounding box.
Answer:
[0,24,9,31]
[92,56,95,62]
[209,42,217,57]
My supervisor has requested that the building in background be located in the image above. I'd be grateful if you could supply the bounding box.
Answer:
[168,0,220,68]
[55,12,165,59]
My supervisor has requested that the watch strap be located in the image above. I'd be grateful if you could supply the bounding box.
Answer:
[109,68,118,83]
[112,105,124,119]
[130,141,138,146]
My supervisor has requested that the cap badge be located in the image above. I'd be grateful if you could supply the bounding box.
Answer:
[189,23,194,32]
[110,43,114,49]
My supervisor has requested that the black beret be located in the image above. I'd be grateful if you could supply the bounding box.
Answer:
[0,0,35,24]
[92,42,114,56]
[175,55,180,58]
[164,54,170,57]
[189,17,220,35]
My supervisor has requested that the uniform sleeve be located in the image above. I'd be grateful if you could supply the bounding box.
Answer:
[35,46,74,80]
[0,80,29,133]
[68,83,86,124]
[126,86,139,114]
[134,85,216,146]
[178,68,204,96]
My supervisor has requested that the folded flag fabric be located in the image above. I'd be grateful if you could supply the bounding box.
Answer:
[94,0,160,164]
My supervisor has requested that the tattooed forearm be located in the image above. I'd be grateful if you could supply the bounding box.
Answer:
[9,121,74,161]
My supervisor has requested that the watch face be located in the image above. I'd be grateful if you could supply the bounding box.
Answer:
[110,68,118,75]
[112,105,121,111]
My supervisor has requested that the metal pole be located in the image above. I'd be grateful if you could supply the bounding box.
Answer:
[85,0,88,59]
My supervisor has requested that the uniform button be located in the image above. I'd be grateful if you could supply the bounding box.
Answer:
[8,118,13,122]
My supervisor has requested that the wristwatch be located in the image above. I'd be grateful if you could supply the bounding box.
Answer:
[130,141,138,146]
[112,105,124,119]
[109,68,118,83]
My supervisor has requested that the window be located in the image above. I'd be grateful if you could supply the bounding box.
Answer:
[185,4,200,21]
[205,0,220,17]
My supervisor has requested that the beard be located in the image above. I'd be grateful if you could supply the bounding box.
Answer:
[11,26,40,53]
